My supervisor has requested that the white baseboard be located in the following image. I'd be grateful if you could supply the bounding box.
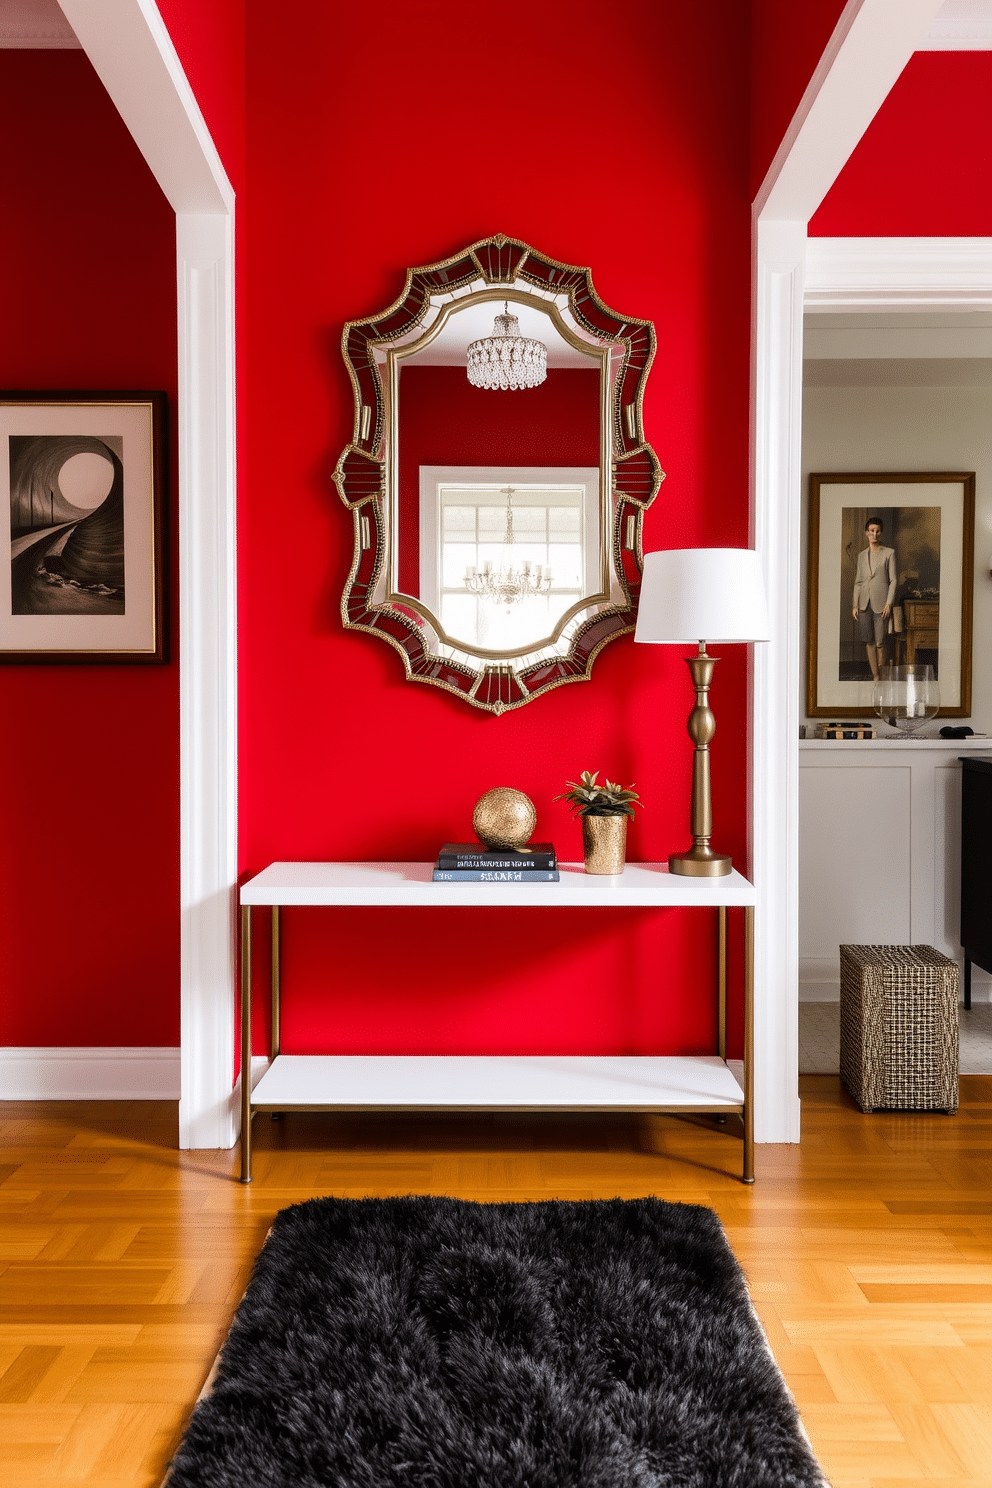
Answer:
[0,1049,273,1105]
[799,981,840,1002]
[0,1046,181,1099]
[800,958,841,1001]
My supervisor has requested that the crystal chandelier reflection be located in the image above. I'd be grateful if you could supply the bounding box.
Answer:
[466,303,548,390]
[464,487,552,607]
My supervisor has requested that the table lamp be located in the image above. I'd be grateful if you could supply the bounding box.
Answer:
[634,548,769,876]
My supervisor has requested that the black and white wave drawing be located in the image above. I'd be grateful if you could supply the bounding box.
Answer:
[9,434,125,616]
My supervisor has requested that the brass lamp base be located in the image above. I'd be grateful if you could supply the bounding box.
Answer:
[669,847,732,877]
[671,642,733,878]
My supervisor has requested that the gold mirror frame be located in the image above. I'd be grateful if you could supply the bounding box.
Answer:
[334,234,664,713]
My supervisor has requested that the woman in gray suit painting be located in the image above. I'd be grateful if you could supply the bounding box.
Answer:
[852,516,897,680]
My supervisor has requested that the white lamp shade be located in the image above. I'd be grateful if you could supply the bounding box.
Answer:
[634,548,770,644]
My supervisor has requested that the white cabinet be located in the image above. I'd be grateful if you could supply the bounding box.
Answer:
[799,739,992,1000]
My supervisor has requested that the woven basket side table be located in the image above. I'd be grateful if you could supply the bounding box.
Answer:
[839,944,959,1114]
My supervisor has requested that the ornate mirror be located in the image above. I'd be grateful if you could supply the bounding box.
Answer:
[334,234,663,713]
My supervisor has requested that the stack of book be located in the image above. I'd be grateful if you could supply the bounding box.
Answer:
[432,842,559,883]
[820,721,876,740]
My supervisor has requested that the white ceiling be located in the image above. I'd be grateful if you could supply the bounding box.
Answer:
[920,0,992,47]
[403,300,596,371]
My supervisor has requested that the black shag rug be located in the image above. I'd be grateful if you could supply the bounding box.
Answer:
[168,1196,827,1487]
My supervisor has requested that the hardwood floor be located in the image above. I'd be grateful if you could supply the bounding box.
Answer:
[3,1077,992,1486]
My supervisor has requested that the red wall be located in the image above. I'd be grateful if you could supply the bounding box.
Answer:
[397,367,601,593]
[0,51,179,1046]
[810,51,992,235]
[243,0,753,1058]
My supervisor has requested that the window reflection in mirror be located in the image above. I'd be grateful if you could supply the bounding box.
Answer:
[417,469,599,654]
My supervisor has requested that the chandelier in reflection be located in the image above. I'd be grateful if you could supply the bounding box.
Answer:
[466,303,548,390]
[464,487,553,607]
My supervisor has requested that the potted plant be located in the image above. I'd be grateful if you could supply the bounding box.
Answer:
[556,771,642,874]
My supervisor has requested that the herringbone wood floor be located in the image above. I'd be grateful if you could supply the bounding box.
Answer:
[3,1078,992,1486]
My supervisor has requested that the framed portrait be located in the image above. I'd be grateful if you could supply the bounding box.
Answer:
[0,391,167,664]
[807,472,975,718]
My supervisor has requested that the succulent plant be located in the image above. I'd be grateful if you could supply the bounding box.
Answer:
[556,770,642,819]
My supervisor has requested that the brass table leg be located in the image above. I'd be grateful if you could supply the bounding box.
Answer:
[271,905,281,1059]
[717,905,727,1061]
[269,906,284,1122]
[743,904,754,1184]
[240,904,253,1184]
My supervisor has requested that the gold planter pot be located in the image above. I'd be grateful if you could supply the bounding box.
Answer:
[581,814,628,875]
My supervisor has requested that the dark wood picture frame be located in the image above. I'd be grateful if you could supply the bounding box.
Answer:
[807,471,974,718]
[0,391,168,664]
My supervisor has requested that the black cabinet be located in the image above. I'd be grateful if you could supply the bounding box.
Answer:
[960,756,992,1011]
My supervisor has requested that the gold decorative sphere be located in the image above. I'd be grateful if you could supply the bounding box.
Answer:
[472,787,537,849]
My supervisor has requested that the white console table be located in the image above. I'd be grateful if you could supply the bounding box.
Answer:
[238,862,757,1184]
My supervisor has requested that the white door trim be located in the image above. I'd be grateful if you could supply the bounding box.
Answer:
[57,0,238,1147]
[751,220,806,1143]
[751,0,949,1142]
[176,214,238,1149]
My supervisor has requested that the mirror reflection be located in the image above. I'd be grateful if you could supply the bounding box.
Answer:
[389,291,612,658]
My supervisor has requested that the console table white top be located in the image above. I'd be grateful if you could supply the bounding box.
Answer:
[240,861,757,908]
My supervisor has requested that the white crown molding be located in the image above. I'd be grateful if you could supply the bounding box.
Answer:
[0,0,79,48]
[0,1047,180,1099]
[805,237,992,307]
[921,0,992,47]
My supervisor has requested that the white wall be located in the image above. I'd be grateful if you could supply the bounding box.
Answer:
[801,374,992,730]
[799,349,992,1001]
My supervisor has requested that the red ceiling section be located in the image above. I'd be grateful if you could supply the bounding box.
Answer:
[749,0,852,199]
[810,51,992,236]
[241,0,753,1059]
[0,50,179,1046]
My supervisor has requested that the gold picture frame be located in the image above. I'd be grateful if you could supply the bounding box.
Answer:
[807,471,974,718]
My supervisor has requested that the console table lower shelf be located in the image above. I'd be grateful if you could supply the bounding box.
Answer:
[238,862,756,1184]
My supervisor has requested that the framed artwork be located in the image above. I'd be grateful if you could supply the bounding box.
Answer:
[807,471,975,718]
[0,391,167,664]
